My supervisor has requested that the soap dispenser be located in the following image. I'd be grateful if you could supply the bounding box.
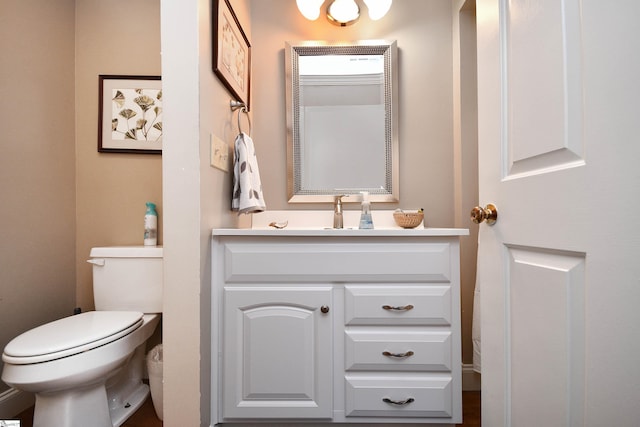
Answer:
[333,195,344,229]
[358,191,374,229]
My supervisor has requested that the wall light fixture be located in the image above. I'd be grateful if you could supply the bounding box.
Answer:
[296,0,392,27]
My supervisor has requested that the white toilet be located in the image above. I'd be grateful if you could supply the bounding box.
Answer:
[1,246,163,427]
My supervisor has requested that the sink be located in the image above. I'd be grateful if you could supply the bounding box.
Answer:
[250,210,423,230]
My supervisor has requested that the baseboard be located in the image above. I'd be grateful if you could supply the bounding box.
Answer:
[0,388,34,418]
[462,363,481,391]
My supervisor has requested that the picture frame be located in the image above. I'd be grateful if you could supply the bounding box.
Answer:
[213,0,251,110]
[98,75,162,154]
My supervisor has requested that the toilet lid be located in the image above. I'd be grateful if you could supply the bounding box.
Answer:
[2,311,143,365]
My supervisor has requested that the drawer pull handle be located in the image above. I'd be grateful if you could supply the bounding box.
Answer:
[383,397,415,406]
[382,350,415,358]
[382,304,414,311]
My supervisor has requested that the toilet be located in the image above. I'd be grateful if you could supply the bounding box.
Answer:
[1,246,163,427]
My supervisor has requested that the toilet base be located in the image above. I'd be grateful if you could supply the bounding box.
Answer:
[31,344,151,427]
[34,382,112,427]
[107,345,151,426]
[109,382,150,427]
[32,381,149,427]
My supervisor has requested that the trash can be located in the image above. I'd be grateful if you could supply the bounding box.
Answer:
[146,344,163,420]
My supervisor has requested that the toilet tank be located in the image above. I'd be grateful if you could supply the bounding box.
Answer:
[89,246,163,313]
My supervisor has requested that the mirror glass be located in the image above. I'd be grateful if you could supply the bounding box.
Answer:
[285,40,398,203]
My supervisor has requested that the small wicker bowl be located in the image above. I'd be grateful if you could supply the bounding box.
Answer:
[393,211,424,229]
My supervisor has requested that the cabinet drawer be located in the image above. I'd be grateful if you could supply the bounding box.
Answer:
[345,330,451,371]
[221,241,451,283]
[345,286,451,325]
[345,375,452,418]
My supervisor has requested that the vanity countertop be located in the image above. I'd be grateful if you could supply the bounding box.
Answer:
[212,228,469,237]
[215,210,469,237]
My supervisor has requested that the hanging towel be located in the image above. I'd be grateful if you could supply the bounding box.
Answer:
[472,275,481,373]
[472,237,482,373]
[232,132,266,214]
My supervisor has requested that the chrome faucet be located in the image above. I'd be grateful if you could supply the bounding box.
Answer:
[333,195,345,229]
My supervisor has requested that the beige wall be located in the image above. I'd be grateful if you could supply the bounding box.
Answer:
[0,0,76,401]
[0,0,162,414]
[197,3,253,422]
[75,0,163,311]
[453,0,480,371]
[161,0,476,424]
[250,0,456,226]
[161,0,250,424]
[1,0,477,421]
[248,0,478,368]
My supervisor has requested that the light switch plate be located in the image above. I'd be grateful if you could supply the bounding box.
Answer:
[210,134,230,172]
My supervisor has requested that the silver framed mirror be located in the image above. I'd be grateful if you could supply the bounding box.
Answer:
[285,40,399,203]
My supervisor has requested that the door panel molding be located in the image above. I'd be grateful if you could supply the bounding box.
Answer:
[504,245,585,426]
[502,0,584,179]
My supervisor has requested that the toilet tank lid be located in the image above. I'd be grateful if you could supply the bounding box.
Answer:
[90,246,163,258]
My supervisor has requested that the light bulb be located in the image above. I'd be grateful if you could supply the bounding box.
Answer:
[327,0,360,25]
[363,0,392,20]
[296,0,325,21]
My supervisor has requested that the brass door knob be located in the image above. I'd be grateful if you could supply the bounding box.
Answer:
[471,203,498,225]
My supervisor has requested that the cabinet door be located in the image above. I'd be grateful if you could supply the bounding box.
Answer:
[223,287,333,419]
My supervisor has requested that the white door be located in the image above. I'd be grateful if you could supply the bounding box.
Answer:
[476,1,640,426]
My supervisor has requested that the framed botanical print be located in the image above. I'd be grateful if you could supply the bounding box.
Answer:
[213,0,251,110]
[98,75,162,154]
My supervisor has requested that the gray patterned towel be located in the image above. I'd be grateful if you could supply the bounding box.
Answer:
[232,132,266,214]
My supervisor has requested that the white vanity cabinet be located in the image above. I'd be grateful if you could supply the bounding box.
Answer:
[211,229,467,425]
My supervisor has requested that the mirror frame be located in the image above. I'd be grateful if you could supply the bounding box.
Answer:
[285,40,399,203]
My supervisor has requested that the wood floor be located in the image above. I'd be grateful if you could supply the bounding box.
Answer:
[16,391,480,426]
[457,391,481,426]
[122,396,163,427]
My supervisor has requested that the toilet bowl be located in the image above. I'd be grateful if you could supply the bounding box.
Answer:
[1,246,163,427]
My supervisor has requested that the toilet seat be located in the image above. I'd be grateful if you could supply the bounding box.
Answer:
[2,311,143,365]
